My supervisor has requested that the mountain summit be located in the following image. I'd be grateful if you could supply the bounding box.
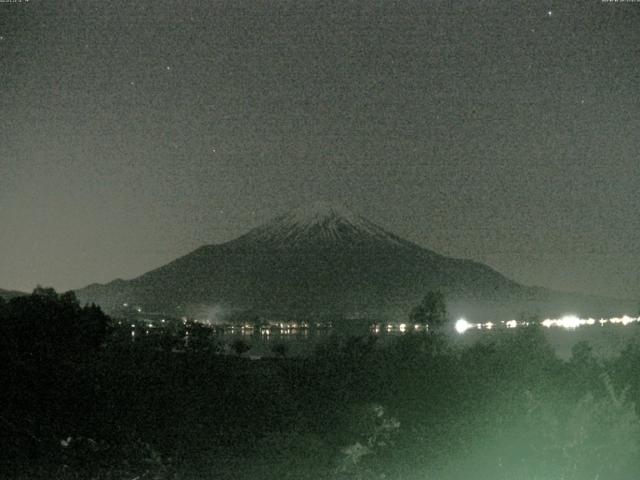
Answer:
[233,201,408,250]
[279,201,358,223]
[76,203,632,320]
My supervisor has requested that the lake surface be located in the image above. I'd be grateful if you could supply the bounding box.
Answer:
[214,322,640,360]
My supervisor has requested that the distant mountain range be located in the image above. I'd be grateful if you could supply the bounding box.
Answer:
[0,288,27,301]
[75,202,636,321]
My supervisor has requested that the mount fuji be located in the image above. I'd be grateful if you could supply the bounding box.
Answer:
[75,202,633,321]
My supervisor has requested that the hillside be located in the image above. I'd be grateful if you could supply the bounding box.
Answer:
[76,202,635,321]
[0,288,27,301]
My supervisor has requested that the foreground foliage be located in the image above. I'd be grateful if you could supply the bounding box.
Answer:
[1,290,640,479]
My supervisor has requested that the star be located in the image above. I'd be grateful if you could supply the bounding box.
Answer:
[166,66,171,71]
[547,10,553,16]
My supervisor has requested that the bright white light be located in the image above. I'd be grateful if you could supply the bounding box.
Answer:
[442,314,639,333]
[399,323,407,333]
[558,315,581,329]
[455,318,471,334]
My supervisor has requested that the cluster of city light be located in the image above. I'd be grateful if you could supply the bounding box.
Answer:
[455,314,640,334]
[371,323,427,334]
[206,321,315,336]
[455,318,510,334]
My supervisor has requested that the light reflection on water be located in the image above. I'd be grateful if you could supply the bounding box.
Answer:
[455,315,640,334]
[215,324,368,357]
[125,315,640,360]
[216,316,640,359]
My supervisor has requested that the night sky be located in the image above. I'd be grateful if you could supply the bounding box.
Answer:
[1,0,638,299]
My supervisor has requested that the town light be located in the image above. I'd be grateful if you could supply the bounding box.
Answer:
[455,318,471,334]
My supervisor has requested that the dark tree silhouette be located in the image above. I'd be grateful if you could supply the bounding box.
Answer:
[230,338,251,357]
[0,287,112,462]
[186,321,219,352]
[0,287,110,362]
[409,290,447,331]
[271,342,289,358]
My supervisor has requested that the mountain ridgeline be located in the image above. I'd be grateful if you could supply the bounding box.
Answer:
[0,288,27,301]
[75,202,634,321]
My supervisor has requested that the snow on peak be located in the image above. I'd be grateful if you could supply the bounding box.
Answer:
[235,201,408,249]
[284,201,360,225]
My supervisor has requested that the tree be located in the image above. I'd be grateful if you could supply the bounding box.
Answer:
[230,338,251,357]
[0,287,110,362]
[186,321,219,352]
[560,374,640,480]
[0,288,111,461]
[336,404,400,479]
[409,290,447,331]
[271,342,289,358]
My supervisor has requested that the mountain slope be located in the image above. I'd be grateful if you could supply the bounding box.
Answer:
[76,202,634,320]
[0,288,27,301]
